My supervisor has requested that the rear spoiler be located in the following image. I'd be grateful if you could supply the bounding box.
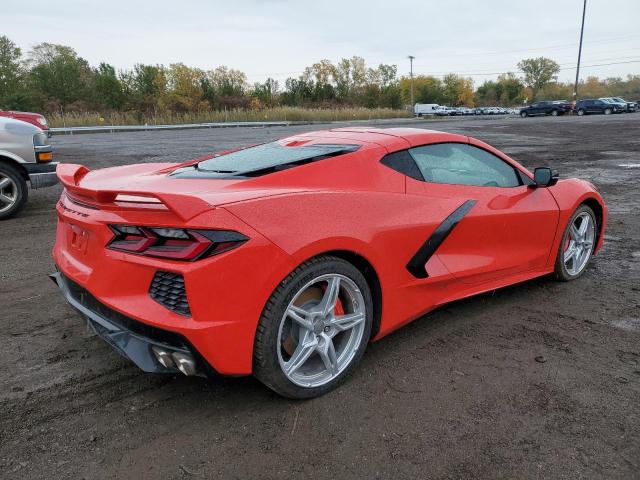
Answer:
[56,163,213,221]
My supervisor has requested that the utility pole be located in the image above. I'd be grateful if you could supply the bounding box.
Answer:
[573,0,587,102]
[408,55,415,110]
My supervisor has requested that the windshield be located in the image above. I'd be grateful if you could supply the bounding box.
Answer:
[195,141,360,176]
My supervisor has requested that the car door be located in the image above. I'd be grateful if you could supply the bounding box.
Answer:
[528,102,541,115]
[591,100,604,113]
[405,142,559,285]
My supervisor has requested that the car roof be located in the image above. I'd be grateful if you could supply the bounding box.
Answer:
[294,127,468,149]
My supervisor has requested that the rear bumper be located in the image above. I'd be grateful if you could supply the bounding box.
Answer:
[23,161,59,189]
[50,270,210,377]
[52,197,297,375]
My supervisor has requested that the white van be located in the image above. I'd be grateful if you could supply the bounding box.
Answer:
[414,104,440,116]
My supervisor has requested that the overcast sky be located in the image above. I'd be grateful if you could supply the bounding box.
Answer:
[3,0,639,86]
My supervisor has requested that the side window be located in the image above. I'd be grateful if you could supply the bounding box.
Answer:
[408,143,521,187]
[380,150,423,180]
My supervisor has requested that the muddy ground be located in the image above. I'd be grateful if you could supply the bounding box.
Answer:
[1,114,639,479]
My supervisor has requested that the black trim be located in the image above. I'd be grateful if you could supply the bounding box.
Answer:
[406,199,477,279]
[380,150,424,181]
[22,161,57,174]
[50,270,219,378]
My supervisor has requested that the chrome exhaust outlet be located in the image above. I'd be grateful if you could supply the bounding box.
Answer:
[172,352,197,376]
[151,346,175,369]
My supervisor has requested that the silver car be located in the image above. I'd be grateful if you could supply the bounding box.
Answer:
[0,117,58,219]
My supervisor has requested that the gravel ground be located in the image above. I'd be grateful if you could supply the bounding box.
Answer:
[1,114,639,479]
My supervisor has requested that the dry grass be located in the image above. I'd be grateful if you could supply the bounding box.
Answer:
[48,107,411,128]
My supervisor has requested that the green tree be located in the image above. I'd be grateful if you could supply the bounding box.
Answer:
[477,73,524,106]
[162,63,206,112]
[400,75,444,105]
[93,63,124,109]
[0,36,25,108]
[125,64,166,113]
[251,78,279,107]
[517,57,560,101]
[334,56,367,102]
[441,74,474,107]
[27,43,93,107]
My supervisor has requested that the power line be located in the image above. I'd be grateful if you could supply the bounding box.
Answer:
[411,60,640,78]
[407,34,640,64]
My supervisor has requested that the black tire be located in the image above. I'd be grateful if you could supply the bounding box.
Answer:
[551,109,559,116]
[253,255,373,399]
[554,205,597,281]
[520,111,528,118]
[0,162,28,220]
[604,108,612,115]
[577,109,586,116]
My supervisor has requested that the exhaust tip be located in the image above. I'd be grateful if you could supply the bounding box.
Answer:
[151,346,175,369]
[172,352,197,376]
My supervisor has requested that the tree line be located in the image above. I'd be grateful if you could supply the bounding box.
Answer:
[1,35,638,118]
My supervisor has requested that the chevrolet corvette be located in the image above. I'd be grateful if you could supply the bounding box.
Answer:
[51,128,607,398]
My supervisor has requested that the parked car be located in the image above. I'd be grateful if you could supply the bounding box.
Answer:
[51,127,606,399]
[599,98,627,113]
[0,110,51,137]
[414,103,440,116]
[0,117,58,219]
[434,106,455,116]
[601,97,636,113]
[520,100,573,117]
[575,99,623,116]
[613,97,637,112]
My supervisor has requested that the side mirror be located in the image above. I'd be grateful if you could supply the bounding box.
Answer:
[533,167,559,187]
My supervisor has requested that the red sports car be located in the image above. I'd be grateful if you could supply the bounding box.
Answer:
[51,128,607,398]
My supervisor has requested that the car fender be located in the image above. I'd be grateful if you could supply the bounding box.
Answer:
[0,148,29,163]
[546,178,607,261]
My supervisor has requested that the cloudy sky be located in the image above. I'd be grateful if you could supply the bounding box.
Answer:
[3,0,639,85]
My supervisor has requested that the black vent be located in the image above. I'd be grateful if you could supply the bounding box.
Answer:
[149,271,191,316]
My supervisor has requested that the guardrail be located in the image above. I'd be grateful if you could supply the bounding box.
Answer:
[49,120,295,135]
[49,117,417,135]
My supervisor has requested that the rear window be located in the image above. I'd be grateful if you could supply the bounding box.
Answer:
[194,141,359,177]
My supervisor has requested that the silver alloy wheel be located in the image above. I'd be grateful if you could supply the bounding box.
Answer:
[277,274,366,388]
[564,212,595,276]
[0,173,18,214]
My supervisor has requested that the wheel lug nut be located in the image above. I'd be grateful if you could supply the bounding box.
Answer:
[324,326,330,332]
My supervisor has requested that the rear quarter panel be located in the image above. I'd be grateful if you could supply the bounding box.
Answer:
[225,189,469,338]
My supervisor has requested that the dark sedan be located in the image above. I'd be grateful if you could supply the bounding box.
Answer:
[520,100,573,117]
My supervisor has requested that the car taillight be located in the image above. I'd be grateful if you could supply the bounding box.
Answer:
[107,225,248,261]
